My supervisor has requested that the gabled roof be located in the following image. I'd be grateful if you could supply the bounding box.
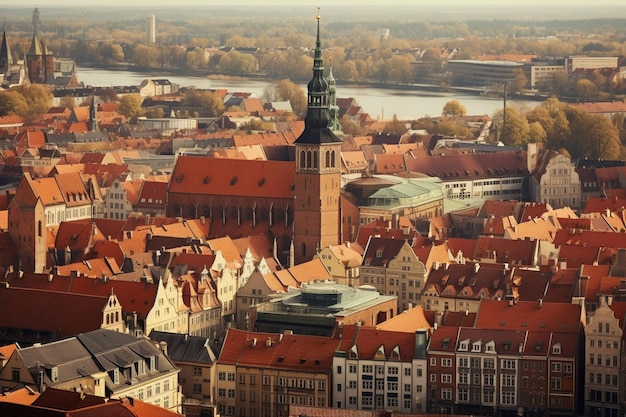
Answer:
[149,330,217,364]
[362,237,408,267]
[376,305,432,333]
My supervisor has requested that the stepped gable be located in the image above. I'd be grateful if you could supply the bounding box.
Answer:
[169,155,295,199]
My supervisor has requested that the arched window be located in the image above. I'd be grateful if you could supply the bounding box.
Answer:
[38,220,42,237]
[245,207,254,221]
[230,206,239,220]
[306,150,312,168]
[172,204,181,217]
[300,150,306,168]
[325,151,330,168]
[331,150,336,168]
[313,151,318,169]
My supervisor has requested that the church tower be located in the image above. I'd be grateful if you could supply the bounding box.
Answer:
[0,31,12,74]
[327,62,341,132]
[293,11,342,265]
[26,9,54,84]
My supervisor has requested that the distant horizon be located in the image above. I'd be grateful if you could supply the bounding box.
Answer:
[2,0,626,6]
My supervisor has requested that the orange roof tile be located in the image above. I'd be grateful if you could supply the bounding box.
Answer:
[376,305,432,332]
[475,300,582,333]
[169,156,295,199]
[219,328,339,371]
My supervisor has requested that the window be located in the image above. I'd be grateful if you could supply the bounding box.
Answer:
[362,380,372,389]
[404,367,411,376]
[441,374,452,383]
[336,383,342,392]
[501,359,516,369]
[349,380,357,389]
[441,358,452,367]
[551,377,561,390]
[362,365,373,373]
[430,357,436,366]
[337,365,342,374]
[349,364,357,373]
[441,388,452,400]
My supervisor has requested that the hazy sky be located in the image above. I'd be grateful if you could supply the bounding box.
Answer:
[2,0,626,6]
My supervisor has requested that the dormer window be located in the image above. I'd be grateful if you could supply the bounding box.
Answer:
[472,341,481,352]
[552,343,561,355]
[376,249,383,258]
[459,340,469,351]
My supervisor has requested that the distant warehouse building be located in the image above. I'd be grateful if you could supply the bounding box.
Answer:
[447,60,524,88]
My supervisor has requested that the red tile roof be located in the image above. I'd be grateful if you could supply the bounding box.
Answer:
[475,300,582,333]
[1,272,159,320]
[169,156,295,199]
[219,328,339,371]
[0,286,107,338]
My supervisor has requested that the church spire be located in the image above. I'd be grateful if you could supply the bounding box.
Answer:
[294,9,341,145]
[327,59,341,132]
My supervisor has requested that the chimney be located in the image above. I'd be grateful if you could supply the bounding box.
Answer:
[159,340,167,355]
[252,338,257,347]
[473,263,480,274]
[265,337,272,347]
[537,299,543,309]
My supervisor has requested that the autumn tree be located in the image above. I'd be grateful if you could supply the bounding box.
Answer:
[442,100,467,117]
[383,115,408,135]
[59,95,76,110]
[239,118,274,132]
[575,79,598,100]
[493,107,530,146]
[1,85,54,120]
[509,69,528,94]
[182,89,225,117]
[0,90,28,117]
[118,94,144,123]
[339,114,364,135]
[272,79,307,115]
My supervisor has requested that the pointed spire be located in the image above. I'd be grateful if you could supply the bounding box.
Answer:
[0,31,12,73]
[327,58,341,132]
[294,9,341,145]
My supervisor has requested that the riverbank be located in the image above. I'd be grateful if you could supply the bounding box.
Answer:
[77,61,545,101]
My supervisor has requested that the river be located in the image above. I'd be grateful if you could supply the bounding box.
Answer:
[77,66,541,121]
